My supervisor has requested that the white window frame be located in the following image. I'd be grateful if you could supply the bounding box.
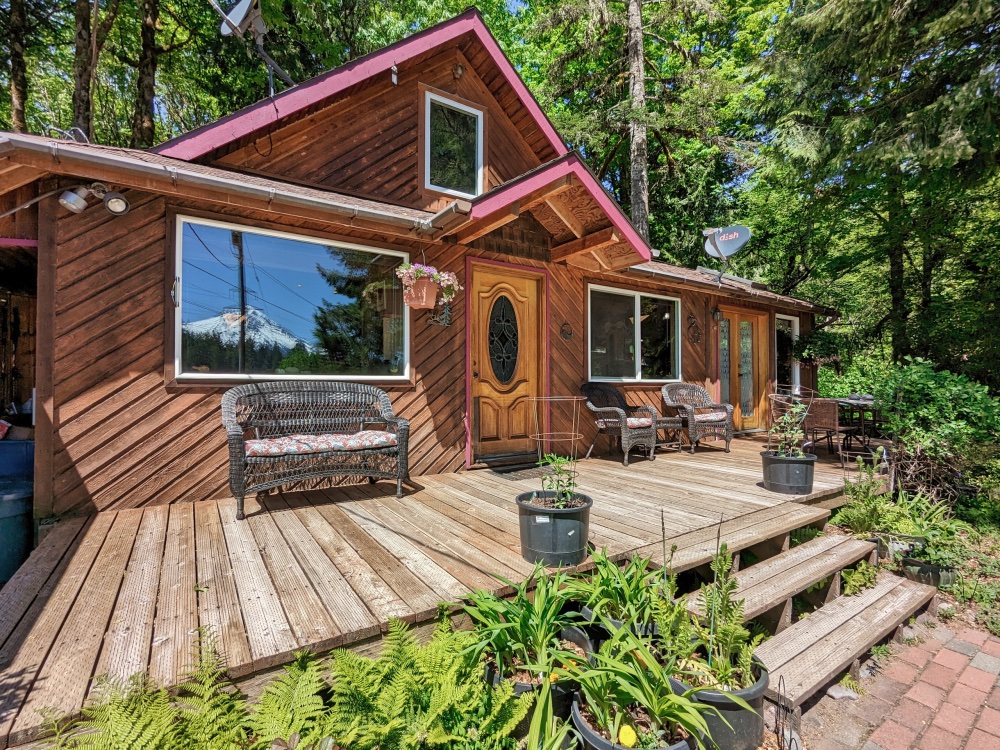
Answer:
[587,284,682,383]
[424,91,484,199]
[173,215,411,382]
[775,313,801,392]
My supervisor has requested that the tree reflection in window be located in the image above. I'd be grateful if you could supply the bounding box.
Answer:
[428,98,480,196]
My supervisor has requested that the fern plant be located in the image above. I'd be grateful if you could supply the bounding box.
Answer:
[323,616,533,750]
[247,651,327,749]
[63,675,180,750]
[176,632,248,750]
[687,544,764,691]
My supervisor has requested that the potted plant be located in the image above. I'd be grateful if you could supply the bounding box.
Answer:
[395,262,462,309]
[567,549,661,641]
[464,564,592,726]
[761,401,817,495]
[516,453,593,567]
[902,543,960,588]
[669,545,767,750]
[567,626,716,750]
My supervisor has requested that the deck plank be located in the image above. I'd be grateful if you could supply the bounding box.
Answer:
[95,505,168,683]
[193,500,253,678]
[11,510,140,741]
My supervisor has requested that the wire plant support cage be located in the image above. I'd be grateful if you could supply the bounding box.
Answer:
[528,395,586,473]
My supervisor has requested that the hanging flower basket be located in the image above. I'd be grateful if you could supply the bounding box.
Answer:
[396,263,462,310]
[403,277,439,309]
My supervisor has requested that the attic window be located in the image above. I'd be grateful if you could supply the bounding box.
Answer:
[425,92,483,198]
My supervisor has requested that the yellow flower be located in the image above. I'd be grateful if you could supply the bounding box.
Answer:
[618,726,638,748]
[549,673,559,683]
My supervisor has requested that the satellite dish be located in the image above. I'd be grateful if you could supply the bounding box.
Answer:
[219,0,265,37]
[704,225,751,261]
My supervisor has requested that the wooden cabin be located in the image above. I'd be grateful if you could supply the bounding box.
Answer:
[0,8,825,521]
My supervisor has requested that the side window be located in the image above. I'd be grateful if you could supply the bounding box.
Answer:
[425,92,483,198]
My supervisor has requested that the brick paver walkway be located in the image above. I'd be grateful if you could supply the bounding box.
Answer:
[801,617,1000,750]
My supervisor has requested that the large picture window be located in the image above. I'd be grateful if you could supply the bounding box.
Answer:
[174,217,409,380]
[425,91,483,198]
[588,286,681,381]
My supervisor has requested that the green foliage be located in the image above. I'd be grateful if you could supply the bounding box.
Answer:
[831,456,894,535]
[65,675,180,750]
[767,401,809,457]
[841,561,878,597]
[688,544,763,691]
[175,633,247,750]
[869,644,892,662]
[322,618,532,750]
[873,358,1000,461]
[838,674,865,696]
[536,453,579,508]
[566,550,661,630]
[463,565,580,681]
[248,651,327,748]
[568,627,718,750]
[790,526,823,547]
[792,328,843,370]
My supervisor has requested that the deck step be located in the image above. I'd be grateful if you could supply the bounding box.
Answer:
[688,534,876,621]
[756,574,936,707]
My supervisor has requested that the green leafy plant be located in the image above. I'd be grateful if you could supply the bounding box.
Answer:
[533,453,579,509]
[463,564,581,683]
[841,561,878,596]
[568,626,719,750]
[64,674,180,750]
[790,526,823,547]
[869,644,892,662]
[686,544,764,691]
[321,617,532,750]
[831,454,895,535]
[566,550,661,632]
[767,402,809,457]
[838,674,865,696]
[248,651,327,748]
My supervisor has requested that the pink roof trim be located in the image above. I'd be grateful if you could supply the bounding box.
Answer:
[154,9,566,162]
[469,154,652,262]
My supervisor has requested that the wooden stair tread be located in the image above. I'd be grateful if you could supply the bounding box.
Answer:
[757,575,936,706]
[688,534,876,621]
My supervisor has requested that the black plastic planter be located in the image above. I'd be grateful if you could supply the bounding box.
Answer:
[760,451,817,495]
[487,626,594,736]
[902,558,957,589]
[516,491,592,567]
[670,663,769,750]
[579,604,656,643]
[571,697,696,750]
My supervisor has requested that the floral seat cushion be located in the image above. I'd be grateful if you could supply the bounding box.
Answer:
[245,430,398,457]
[692,410,729,423]
[594,416,653,429]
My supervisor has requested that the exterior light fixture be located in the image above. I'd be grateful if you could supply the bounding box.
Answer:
[58,186,90,213]
[102,191,130,215]
[712,307,723,322]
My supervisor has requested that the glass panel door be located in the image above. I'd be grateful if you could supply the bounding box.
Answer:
[739,320,754,418]
[719,318,731,405]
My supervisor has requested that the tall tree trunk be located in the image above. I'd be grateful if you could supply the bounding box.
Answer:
[885,169,911,361]
[626,0,649,241]
[72,0,93,137]
[9,0,28,132]
[131,0,158,147]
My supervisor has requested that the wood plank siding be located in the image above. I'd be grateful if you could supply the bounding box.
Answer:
[0,439,841,748]
[215,47,544,212]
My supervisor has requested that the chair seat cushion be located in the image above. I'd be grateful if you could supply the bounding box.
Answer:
[246,430,398,457]
[595,417,653,429]
[692,410,729,423]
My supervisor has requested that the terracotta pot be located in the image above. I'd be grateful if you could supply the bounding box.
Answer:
[403,277,439,309]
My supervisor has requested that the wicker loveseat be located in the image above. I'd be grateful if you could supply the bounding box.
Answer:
[660,383,733,454]
[221,381,410,520]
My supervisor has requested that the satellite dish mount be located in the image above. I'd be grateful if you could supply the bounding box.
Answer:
[208,0,294,96]
[702,225,751,285]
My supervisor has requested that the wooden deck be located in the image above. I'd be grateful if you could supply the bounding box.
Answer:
[0,438,844,747]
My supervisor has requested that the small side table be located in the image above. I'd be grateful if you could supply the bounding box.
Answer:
[655,416,684,452]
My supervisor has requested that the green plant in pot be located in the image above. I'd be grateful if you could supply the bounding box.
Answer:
[567,549,663,640]
[761,401,817,495]
[463,564,592,727]
[673,544,767,750]
[516,453,593,567]
[566,625,717,750]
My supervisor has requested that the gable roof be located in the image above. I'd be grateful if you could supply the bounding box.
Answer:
[154,8,567,163]
[449,153,652,269]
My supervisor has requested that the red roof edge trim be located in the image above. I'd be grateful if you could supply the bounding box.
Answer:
[469,154,652,262]
[154,9,567,162]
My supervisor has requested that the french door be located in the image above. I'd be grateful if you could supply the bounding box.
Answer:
[718,309,770,430]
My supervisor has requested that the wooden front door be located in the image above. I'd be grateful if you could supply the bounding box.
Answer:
[470,264,545,464]
[718,309,769,430]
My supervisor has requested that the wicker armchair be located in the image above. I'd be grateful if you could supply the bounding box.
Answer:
[803,398,858,453]
[580,382,658,466]
[222,381,409,520]
[660,383,733,454]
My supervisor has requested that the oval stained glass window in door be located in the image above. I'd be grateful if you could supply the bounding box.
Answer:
[488,295,519,384]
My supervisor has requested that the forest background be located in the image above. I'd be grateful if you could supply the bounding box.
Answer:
[1,0,998,393]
